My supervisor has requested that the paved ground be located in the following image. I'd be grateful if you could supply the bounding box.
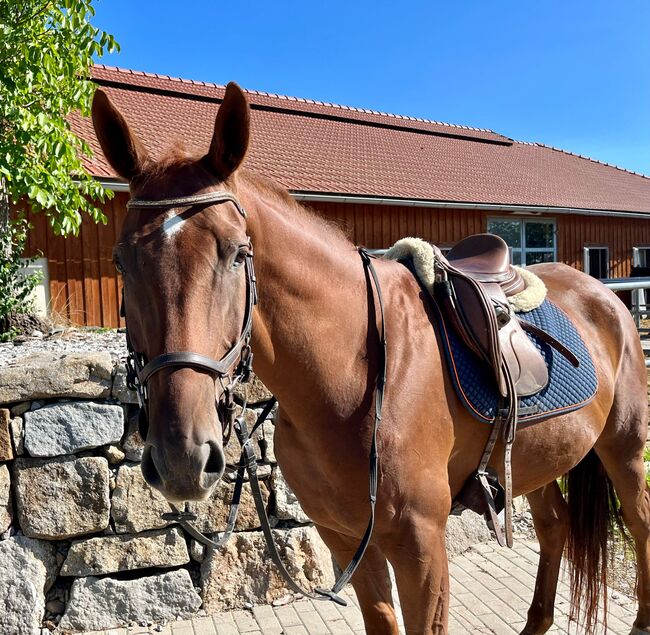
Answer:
[82,540,638,635]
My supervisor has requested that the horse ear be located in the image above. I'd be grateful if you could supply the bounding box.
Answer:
[205,82,250,179]
[91,89,148,181]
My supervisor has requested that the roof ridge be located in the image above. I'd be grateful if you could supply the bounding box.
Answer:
[92,64,498,135]
[514,139,650,180]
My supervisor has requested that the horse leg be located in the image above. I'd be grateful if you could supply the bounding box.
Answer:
[519,483,569,635]
[595,433,650,633]
[315,525,400,634]
[383,514,449,634]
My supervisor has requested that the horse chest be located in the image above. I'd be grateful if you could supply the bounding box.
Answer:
[273,413,374,531]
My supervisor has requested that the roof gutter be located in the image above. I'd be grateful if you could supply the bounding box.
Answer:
[97,179,130,193]
[291,191,650,220]
[94,180,650,220]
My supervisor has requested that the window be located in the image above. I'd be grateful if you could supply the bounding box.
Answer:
[633,247,650,270]
[583,246,609,279]
[487,218,556,266]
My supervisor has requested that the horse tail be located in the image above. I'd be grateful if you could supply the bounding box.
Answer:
[563,448,627,633]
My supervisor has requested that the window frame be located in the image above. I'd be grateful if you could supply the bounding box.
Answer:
[633,246,650,268]
[583,245,610,279]
[487,216,557,266]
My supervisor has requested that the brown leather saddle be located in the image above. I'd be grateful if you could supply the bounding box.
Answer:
[432,234,571,547]
[436,234,549,401]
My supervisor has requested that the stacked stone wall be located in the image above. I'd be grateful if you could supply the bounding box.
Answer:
[0,349,488,634]
[0,352,335,634]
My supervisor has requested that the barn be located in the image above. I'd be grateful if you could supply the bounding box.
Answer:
[24,64,650,327]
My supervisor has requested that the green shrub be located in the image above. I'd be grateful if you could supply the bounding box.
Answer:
[0,218,42,341]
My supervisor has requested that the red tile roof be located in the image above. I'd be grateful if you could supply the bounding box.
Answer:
[72,65,650,214]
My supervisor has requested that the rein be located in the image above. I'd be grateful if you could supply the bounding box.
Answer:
[121,190,387,607]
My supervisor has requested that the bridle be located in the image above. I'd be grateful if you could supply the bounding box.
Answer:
[119,188,387,607]
[122,190,257,443]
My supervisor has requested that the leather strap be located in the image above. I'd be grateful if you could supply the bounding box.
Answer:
[519,320,580,368]
[127,190,247,217]
[160,247,388,607]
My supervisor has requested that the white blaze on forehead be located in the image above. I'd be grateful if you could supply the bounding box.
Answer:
[161,209,186,239]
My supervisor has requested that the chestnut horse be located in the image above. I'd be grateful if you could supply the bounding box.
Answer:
[92,84,650,635]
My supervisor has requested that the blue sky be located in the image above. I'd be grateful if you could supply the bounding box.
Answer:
[94,0,650,175]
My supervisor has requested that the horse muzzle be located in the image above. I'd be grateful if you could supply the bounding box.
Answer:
[141,440,225,502]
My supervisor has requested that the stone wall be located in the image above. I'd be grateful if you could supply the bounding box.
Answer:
[0,352,336,634]
[0,351,488,634]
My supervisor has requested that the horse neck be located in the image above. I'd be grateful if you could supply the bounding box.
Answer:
[241,181,369,419]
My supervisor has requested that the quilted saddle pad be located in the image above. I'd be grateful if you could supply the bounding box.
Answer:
[433,298,598,425]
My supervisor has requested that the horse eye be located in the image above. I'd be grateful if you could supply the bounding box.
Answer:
[233,249,247,268]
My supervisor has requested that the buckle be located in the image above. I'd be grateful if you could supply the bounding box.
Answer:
[494,304,511,328]
[162,510,198,522]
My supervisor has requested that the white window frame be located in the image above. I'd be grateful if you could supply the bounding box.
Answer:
[633,246,650,268]
[487,217,557,266]
[583,245,610,279]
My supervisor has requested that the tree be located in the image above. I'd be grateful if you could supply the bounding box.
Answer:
[0,0,118,236]
[0,0,118,332]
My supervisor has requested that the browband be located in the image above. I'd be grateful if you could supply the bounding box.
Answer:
[127,190,247,218]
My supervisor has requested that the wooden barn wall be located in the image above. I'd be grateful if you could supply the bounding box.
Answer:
[22,197,650,327]
[307,201,486,248]
[555,213,650,277]
[24,192,128,329]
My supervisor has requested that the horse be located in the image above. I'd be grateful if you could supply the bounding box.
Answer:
[91,83,650,635]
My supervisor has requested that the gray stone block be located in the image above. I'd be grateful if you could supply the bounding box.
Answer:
[112,463,266,534]
[61,527,189,576]
[0,464,11,533]
[24,401,124,457]
[59,568,202,632]
[201,526,335,611]
[13,456,110,539]
[0,352,113,404]
[270,467,309,524]
[0,536,57,635]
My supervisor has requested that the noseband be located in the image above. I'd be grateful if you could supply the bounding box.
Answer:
[122,191,257,441]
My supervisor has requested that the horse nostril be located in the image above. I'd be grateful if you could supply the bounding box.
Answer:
[202,441,225,488]
[141,445,163,489]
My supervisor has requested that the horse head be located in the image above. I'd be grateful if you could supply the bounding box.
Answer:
[91,83,252,502]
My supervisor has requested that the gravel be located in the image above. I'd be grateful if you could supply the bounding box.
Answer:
[0,328,127,367]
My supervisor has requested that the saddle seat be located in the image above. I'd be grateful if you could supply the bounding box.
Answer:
[446,234,525,296]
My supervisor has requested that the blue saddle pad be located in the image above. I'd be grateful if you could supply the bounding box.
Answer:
[433,299,598,424]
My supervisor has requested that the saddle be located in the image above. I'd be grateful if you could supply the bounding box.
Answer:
[437,234,549,399]
[384,233,579,547]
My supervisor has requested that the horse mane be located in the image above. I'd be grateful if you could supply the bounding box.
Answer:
[239,169,353,246]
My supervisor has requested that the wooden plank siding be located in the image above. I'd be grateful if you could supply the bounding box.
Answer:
[22,196,650,327]
[23,192,128,328]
